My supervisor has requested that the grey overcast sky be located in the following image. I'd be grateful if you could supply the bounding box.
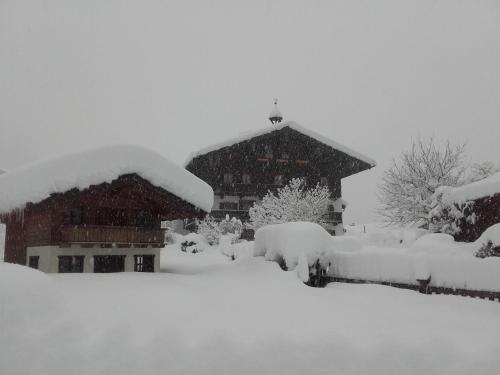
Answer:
[1,0,499,223]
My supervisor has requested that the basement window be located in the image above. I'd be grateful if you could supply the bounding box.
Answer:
[58,256,84,273]
[134,255,155,272]
[28,256,39,269]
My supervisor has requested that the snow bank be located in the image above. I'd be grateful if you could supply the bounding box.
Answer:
[254,222,332,270]
[443,171,500,203]
[0,144,214,214]
[185,120,376,167]
[345,222,428,247]
[0,262,66,335]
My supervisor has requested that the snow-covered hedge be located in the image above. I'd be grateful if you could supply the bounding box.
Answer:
[331,230,500,292]
[253,222,500,292]
[254,222,333,270]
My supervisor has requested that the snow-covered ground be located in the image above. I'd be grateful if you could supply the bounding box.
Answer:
[2,239,500,375]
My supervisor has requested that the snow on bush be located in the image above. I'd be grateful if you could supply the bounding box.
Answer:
[474,223,500,258]
[254,222,332,272]
[197,215,242,245]
[249,178,331,230]
[179,233,208,253]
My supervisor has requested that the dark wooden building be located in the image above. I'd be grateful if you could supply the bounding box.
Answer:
[185,117,375,235]
[0,145,213,273]
[443,172,500,242]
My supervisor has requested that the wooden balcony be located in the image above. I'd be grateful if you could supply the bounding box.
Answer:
[59,225,165,246]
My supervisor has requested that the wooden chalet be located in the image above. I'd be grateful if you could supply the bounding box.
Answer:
[185,103,375,236]
[0,145,213,273]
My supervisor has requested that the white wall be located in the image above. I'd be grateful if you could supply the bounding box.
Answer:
[0,224,5,261]
[27,245,161,273]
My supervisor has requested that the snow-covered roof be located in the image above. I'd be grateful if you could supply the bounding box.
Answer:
[185,120,376,167]
[445,172,500,203]
[0,145,214,214]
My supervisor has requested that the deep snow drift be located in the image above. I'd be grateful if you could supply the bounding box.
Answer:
[2,240,500,375]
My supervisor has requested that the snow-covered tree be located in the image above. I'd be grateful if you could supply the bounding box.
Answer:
[428,186,472,235]
[197,215,242,245]
[378,138,468,228]
[466,162,499,183]
[249,178,331,230]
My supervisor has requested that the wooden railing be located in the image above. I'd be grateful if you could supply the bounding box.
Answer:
[59,225,165,245]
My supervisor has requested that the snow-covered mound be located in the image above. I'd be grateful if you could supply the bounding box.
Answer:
[476,223,500,247]
[344,222,428,247]
[0,262,66,335]
[443,171,500,203]
[0,144,214,214]
[254,222,332,270]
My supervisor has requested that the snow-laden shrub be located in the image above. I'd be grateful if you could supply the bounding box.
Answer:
[197,215,242,245]
[179,233,208,253]
[197,216,220,245]
[254,221,333,272]
[475,241,500,258]
[249,178,331,230]
[428,186,474,236]
[474,223,500,258]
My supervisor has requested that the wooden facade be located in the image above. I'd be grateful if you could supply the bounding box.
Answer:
[186,125,373,234]
[1,173,206,267]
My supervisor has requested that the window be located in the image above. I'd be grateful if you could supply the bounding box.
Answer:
[242,174,251,184]
[281,152,289,160]
[28,256,39,269]
[69,208,82,225]
[136,210,154,227]
[223,173,233,185]
[274,175,283,186]
[320,177,328,186]
[219,202,238,210]
[93,255,125,273]
[134,255,155,272]
[58,256,84,273]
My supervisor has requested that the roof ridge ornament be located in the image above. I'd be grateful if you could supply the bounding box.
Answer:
[268,98,283,124]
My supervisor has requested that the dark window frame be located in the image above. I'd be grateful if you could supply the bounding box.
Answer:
[28,256,39,269]
[58,255,84,273]
[134,255,155,272]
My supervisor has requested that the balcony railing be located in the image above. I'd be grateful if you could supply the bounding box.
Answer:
[59,225,165,245]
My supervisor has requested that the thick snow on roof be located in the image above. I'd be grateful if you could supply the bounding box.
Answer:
[445,172,500,203]
[0,145,214,214]
[185,120,376,167]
